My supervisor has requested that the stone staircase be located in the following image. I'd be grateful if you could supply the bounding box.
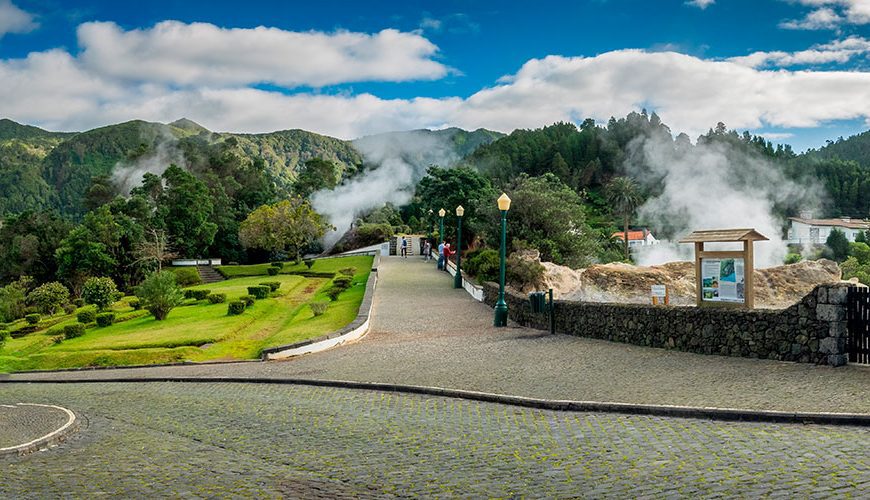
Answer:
[196,265,225,284]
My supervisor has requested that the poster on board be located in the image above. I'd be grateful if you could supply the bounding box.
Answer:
[700,258,745,303]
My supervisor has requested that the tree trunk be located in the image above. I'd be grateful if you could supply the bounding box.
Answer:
[623,215,630,261]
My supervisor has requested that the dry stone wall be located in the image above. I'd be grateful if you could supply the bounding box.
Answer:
[482,283,850,366]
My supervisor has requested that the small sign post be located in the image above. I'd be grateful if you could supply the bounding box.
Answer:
[651,285,668,305]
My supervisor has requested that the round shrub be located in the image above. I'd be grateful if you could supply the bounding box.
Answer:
[82,277,119,311]
[332,275,353,289]
[267,267,279,276]
[27,281,70,315]
[327,286,344,301]
[259,282,281,292]
[464,248,500,283]
[95,312,115,327]
[227,301,246,316]
[304,259,315,269]
[171,267,202,287]
[72,298,85,307]
[129,298,142,310]
[77,308,97,324]
[135,271,185,321]
[63,323,85,339]
[247,286,270,299]
[63,303,77,315]
[191,289,211,301]
[207,293,227,304]
[241,295,256,307]
[309,301,328,316]
[338,267,356,277]
[25,313,40,325]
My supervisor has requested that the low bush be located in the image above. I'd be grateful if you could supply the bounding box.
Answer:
[129,298,142,310]
[227,301,246,316]
[27,281,70,315]
[77,309,97,324]
[191,289,211,301]
[95,312,115,327]
[183,290,196,299]
[506,252,546,291]
[259,282,281,292]
[332,275,353,288]
[241,295,256,307]
[327,286,344,301]
[0,329,9,348]
[207,293,227,304]
[309,301,329,316]
[304,259,315,269]
[271,261,284,268]
[63,303,77,315]
[464,248,500,283]
[64,323,85,339]
[267,267,280,276]
[338,267,356,277]
[25,313,40,325]
[247,286,270,299]
[170,267,202,287]
[136,271,186,321]
[73,298,85,307]
[52,335,64,344]
[784,253,802,265]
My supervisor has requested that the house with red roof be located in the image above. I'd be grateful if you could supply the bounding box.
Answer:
[611,228,658,248]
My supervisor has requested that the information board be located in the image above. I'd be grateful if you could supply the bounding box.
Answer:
[700,258,745,303]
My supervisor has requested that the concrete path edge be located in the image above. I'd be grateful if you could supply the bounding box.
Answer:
[0,404,82,457]
[3,377,868,427]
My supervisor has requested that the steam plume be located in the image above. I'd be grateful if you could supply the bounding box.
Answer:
[111,128,186,194]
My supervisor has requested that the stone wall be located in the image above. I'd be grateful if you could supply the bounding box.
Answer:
[482,283,850,366]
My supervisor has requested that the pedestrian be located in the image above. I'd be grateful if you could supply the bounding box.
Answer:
[400,236,408,258]
[443,242,454,272]
[423,239,432,261]
[437,240,445,270]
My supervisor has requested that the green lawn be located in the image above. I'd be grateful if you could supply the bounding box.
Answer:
[217,255,374,278]
[0,256,373,372]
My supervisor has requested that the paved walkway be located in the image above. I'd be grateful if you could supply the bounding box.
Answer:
[3,382,868,497]
[6,257,870,414]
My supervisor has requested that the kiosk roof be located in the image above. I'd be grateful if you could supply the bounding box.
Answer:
[678,228,769,243]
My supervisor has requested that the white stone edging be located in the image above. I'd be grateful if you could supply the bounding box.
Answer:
[441,252,484,302]
[0,403,77,454]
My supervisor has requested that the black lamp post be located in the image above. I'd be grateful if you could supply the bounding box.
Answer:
[453,205,464,288]
[494,193,511,327]
[438,208,445,245]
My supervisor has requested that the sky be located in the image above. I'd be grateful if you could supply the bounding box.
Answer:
[2,0,870,151]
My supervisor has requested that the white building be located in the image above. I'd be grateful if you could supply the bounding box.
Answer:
[612,229,658,248]
[787,217,870,245]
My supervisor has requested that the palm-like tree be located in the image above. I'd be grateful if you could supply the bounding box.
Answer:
[605,176,643,261]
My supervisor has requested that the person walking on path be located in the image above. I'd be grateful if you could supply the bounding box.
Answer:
[423,240,432,261]
[437,241,445,269]
[400,237,408,258]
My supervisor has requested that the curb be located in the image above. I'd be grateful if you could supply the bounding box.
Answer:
[0,404,82,457]
[3,377,869,427]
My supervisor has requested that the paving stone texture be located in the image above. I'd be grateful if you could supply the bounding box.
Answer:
[7,257,870,414]
[3,382,869,498]
[0,403,70,450]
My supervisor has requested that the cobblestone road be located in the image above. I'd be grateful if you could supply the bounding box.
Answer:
[0,403,71,449]
[3,382,869,498]
[9,257,870,414]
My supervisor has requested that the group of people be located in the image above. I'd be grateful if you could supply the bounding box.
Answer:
[398,236,454,271]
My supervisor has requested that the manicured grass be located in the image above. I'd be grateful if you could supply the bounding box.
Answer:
[0,256,373,372]
[217,255,373,278]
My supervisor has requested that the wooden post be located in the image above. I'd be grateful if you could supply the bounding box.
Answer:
[744,239,754,309]
[694,242,703,307]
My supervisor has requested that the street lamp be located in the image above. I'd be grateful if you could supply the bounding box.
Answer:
[494,193,511,327]
[438,208,446,244]
[438,208,446,271]
[453,205,464,289]
[427,209,434,240]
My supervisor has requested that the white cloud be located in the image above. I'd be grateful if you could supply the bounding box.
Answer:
[729,36,870,67]
[77,21,449,87]
[686,0,716,9]
[6,40,870,142]
[782,1,870,29]
[0,0,38,37]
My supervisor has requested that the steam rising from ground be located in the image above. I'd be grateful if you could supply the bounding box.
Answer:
[314,130,461,248]
[111,128,186,194]
[630,136,822,268]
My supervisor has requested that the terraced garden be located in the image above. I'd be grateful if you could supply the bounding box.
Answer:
[0,256,372,372]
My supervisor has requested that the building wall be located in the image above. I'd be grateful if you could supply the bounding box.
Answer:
[482,282,850,366]
[788,221,863,244]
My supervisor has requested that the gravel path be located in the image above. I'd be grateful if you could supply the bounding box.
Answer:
[5,257,870,414]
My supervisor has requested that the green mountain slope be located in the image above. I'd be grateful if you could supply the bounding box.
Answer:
[804,130,870,168]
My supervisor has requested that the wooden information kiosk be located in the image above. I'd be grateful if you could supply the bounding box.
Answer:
[678,228,768,309]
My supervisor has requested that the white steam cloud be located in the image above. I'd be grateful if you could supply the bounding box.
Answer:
[629,136,823,268]
[313,130,461,248]
[110,129,186,194]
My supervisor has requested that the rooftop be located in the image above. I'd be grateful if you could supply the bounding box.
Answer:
[788,217,870,230]
[678,228,769,243]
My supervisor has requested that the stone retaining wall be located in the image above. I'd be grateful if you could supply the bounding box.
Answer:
[482,283,850,366]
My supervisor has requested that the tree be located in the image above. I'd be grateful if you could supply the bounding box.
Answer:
[415,166,497,246]
[155,165,217,258]
[605,176,643,261]
[134,228,176,272]
[0,211,72,283]
[0,277,31,322]
[81,277,118,311]
[294,158,341,198]
[826,228,850,262]
[239,198,332,261]
[27,282,69,315]
[135,271,184,320]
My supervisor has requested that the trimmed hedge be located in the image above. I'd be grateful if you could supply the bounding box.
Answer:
[271,261,284,268]
[95,313,115,327]
[185,289,211,301]
[227,301,246,315]
[207,293,227,304]
[64,324,85,339]
[338,267,356,277]
[129,298,142,310]
[247,286,271,299]
[309,301,328,316]
[267,267,280,276]
[73,298,85,307]
[25,313,40,325]
[77,309,97,324]
[170,267,202,286]
[259,282,281,292]
[241,295,256,307]
[63,303,77,315]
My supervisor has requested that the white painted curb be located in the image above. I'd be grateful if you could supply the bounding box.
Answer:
[0,403,77,454]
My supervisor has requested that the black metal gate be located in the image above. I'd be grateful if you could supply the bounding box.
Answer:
[847,286,870,364]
